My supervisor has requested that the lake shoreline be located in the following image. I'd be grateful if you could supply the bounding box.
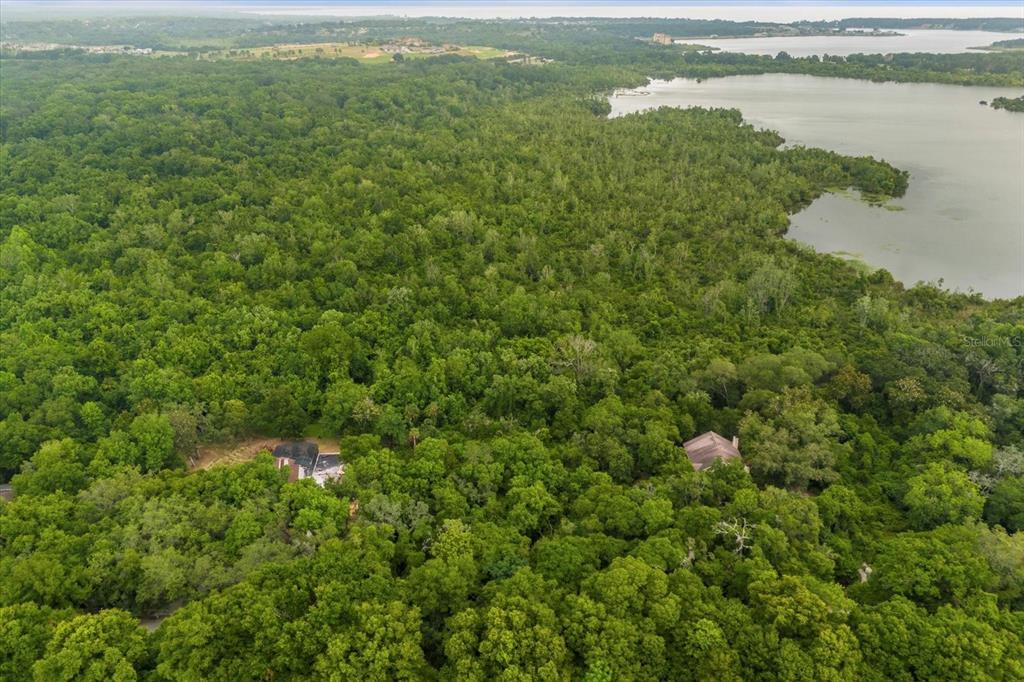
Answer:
[608,73,1024,300]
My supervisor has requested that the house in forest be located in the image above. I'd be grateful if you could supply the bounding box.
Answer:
[274,456,300,482]
[683,431,741,471]
[652,33,673,45]
[312,454,342,487]
[273,441,342,486]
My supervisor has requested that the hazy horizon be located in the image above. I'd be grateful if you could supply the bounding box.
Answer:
[2,1,1022,22]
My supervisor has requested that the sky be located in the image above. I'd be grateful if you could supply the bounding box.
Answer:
[2,1,1022,21]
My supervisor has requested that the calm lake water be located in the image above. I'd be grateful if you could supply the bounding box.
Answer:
[609,75,1024,299]
[694,29,1024,57]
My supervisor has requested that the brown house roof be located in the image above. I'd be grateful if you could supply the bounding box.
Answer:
[275,457,300,483]
[683,431,741,471]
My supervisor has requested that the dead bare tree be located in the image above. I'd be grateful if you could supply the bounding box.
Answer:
[553,334,599,382]
[714,517,753,554]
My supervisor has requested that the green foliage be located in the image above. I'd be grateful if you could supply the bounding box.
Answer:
[739,390,844,490]
[991,95,1024,112]
[152,582,280,681]
[985,475,1024,532]
[0,13,1021,681]
[316,600,430,681]
[31,609,149,682]
[903,462,984,529]
[0,456,302,612]
[855,595,1024,681]
[0,603,73,680]
[11,439,86,496]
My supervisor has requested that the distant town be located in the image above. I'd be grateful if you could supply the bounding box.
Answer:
[0,41,154,54]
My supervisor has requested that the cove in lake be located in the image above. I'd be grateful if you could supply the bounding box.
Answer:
[608,74,1024,299]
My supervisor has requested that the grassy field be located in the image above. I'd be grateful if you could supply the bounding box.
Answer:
[204,42,511,63]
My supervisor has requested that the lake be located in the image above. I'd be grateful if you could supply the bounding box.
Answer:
[608,75,1024,299]
[693,29,1024,57]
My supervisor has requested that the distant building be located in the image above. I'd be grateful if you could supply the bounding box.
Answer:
[0,484,13,502]
[652,33,673,45]
[273,441,342,487]
[683,431,741,471]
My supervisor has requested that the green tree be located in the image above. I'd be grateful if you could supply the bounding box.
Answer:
[129,413,178,472]
[314,601,431,681]
[739,391,843,490]
[153,582,278,681]
[866,526,996,608]
[11,440,86,496]
[985,476,1024,532]
[903,462,984,529]
[0,603,71,681]
[258,386,308,438]
[31,610,148,682]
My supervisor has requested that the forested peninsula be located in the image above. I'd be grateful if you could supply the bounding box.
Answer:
[1,14,1023,682]
[992,94,1024,112]
[974,37,1024,52]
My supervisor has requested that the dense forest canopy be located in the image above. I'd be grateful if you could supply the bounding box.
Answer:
[1,12,1023,681]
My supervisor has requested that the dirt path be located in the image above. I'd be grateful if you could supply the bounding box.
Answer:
[191,437,341,471]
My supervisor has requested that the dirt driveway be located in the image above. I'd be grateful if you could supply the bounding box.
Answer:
[191,437,341,471]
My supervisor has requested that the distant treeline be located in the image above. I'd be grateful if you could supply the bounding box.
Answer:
[822,17,1023,32]
[4,14,1021,53]
[4,16,1023,88]
[988,37,1024,49]
[0,16,268,50]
